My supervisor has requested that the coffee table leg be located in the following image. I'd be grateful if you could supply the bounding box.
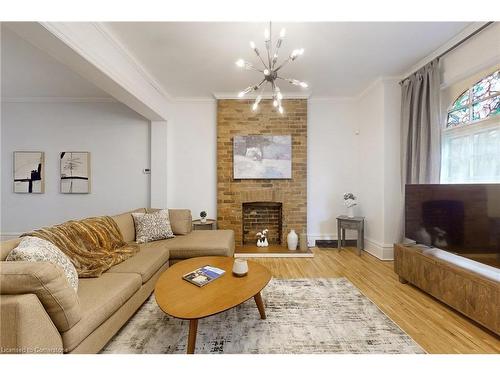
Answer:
[187,319,198,354]
[254,292,266,319]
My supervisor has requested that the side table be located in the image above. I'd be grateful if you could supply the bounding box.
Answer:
[336,215,365,256]
[192,219,217,230]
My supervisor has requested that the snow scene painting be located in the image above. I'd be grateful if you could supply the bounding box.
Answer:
[60,152,90,193]
[233,135,292,179]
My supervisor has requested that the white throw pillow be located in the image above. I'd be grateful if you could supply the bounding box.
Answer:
[6,236,79,291]
[132,209,175,244]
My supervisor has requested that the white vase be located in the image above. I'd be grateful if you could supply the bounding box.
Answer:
[347,206,355,218]
[201,217,207,223]
[263,238,269,247]
[232,259,249,277]
[287,229,298,251]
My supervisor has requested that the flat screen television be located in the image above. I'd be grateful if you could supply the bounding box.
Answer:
[405,184,500,268]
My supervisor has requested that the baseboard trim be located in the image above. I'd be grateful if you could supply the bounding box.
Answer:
[364,238,394,260]
[308,233,394,260]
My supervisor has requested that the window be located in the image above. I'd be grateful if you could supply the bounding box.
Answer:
[441,69,500,183]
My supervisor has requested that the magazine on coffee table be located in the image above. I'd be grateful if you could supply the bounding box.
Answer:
[182,265,226,287]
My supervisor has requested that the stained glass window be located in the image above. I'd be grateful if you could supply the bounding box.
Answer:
[446,69,500,128]
[442,69,500,184]
[472,70,499,101]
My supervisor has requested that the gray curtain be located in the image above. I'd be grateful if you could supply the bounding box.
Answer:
[401,59,441,185]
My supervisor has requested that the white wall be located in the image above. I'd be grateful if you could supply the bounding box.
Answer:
[1,101,150,236]
[354,78,402,259]
[307,99,359,244]
[166,100,217,220]
[441,23,500,89]
[356,82,385,249]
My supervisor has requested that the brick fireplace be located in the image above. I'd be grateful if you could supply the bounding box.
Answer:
[242,202,282,245]
[217,99,307,246]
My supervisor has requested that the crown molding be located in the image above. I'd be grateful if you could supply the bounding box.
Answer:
[213,91,311,100]
[308,96,356,102]
[1,96,117,103]
[173,97,217,102]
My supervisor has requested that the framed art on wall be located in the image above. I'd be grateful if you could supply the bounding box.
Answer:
[13,151,45,193]
[233,135,292,179]
[60,151,91,193]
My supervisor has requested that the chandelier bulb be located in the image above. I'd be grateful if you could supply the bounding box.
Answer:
[250,41,256,49]
[300,82,308,88]
[264,29,270,40]
[277,91,283,100]
[273,100,278,107]
[263,69,270,76]
[280,28,286,38]
[236,59,245,68]
[252,102,258,111]
[279,106,284,114]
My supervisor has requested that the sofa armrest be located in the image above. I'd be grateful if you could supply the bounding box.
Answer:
[0,261,81,332]
[1,294,63,354]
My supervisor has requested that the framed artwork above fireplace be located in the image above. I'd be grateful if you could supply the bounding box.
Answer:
[233,135,292,179]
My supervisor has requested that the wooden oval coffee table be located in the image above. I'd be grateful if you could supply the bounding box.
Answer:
[154,256,272,354]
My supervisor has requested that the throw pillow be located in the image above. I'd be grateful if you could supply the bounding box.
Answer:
[132,209,175,243]
[6,236,79,291]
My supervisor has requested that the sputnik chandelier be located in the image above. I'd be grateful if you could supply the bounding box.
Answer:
[235,22,308,114]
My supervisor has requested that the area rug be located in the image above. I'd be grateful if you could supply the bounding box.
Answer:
[102,278,425,354]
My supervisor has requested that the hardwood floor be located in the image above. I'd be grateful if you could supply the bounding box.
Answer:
[245,247,500,354]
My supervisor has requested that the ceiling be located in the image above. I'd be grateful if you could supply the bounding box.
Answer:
[2,22,472,100]
[1,26,111,98]
[105,22,471,98]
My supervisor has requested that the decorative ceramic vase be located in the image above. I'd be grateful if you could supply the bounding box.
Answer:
[232,259,248,277]
[347,206,355,218]
[263,238,269,247]
[201,217,207,223]
[287,229,298,251]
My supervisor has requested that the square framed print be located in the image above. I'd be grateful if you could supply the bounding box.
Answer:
[60,151,91,194]
[13,151,45,193]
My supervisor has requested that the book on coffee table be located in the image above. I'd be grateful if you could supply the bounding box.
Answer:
[182,265,225,287]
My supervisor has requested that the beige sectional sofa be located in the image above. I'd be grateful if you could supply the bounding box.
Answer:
[0,208,234,354]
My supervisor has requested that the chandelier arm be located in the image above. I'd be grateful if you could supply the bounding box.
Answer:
[247,65,265,74]
[255,78,267,90]
[254,51,268,69]
[274,58,291,72]
[272,41,281,69]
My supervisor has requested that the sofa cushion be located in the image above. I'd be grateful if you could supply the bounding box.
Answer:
[132,209,174,243]
[62,272,141,352]
[107,242,170,283]
[0,261,81,332]
[1,238,21,261]
[162,230,235,259]
[168,209,193,235]
[111,208,146,243]
[6,236,79,291]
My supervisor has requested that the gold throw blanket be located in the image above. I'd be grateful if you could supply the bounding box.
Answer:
[22,216,139,278]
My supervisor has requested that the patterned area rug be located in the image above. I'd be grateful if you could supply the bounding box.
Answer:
[102,278,425,354]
